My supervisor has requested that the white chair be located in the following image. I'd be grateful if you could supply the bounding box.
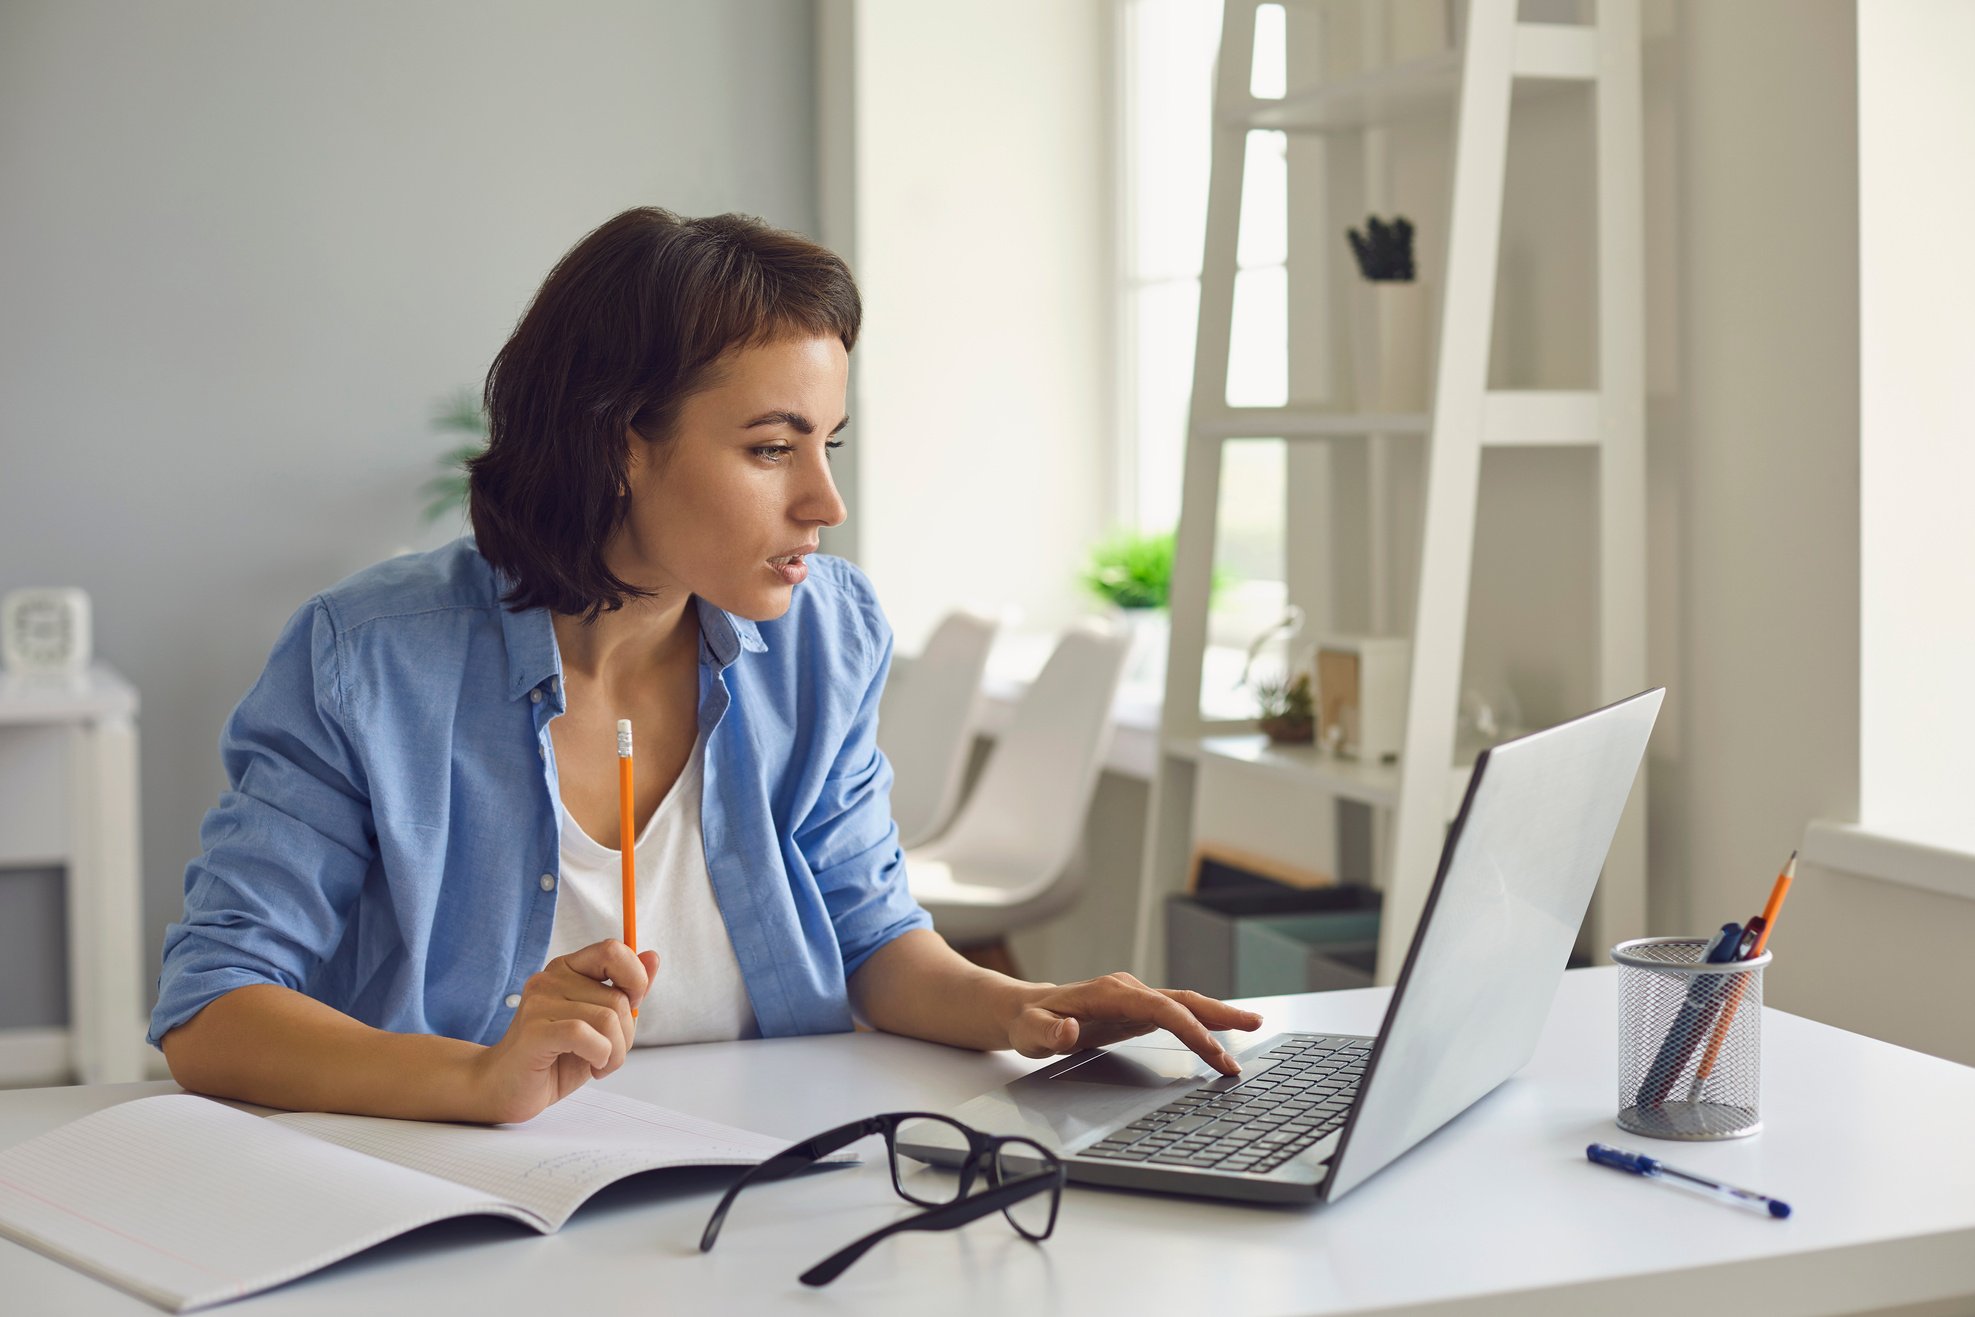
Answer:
[877,606,1002,850]
[905,619,1132,969]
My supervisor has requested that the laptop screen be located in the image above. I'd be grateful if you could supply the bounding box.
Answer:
[1322,689,1662,1202]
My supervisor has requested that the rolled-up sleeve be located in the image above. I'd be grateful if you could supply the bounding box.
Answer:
[796,579,934,981]
[147,597,375,1050]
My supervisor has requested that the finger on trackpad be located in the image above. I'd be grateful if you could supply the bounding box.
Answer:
[1044,1048,1212,1088]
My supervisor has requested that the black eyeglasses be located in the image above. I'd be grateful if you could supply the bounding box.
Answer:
[698,1111,1066,1287]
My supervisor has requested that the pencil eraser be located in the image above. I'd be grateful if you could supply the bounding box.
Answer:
[617,719,631,734]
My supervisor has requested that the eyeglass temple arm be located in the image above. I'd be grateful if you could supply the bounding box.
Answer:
[698,1116,884,1252]
[796,1172,1062,1288]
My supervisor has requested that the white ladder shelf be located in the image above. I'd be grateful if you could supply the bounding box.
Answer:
[1131,0,1646,986]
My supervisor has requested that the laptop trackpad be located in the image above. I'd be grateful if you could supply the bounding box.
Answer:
[1044,1047,1213,1087]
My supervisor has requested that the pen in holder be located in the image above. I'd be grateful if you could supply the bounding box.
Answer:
[1614,936,1771,1141]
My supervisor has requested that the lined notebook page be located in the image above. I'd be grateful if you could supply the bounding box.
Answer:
[270,1086,853,1230]
[0,1094,519,1313]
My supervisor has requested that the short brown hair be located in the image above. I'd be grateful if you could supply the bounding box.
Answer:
[469,206,861,618]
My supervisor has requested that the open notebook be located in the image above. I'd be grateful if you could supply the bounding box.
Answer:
[0,1086,850,1312]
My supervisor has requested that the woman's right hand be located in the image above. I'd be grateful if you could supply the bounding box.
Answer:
[469,940,658,1124]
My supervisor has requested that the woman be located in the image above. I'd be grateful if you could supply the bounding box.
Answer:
[150,207,1261,1126]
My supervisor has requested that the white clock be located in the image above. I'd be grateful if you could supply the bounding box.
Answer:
[2,588,93,675]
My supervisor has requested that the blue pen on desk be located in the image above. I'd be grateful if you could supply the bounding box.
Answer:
[1632,923,1742,1107]
[1587,1143,1792,1218]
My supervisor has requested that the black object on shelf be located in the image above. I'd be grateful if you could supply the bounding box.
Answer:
[1346,214,1416,281]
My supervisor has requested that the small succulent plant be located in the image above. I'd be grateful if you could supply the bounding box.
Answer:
[1346,215,1416,282]
[1253,669,1315,744]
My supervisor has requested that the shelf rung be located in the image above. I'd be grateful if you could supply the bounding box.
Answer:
[1513,24,1598,81]
[1229,24,1599,134]
[1197,394,1601,447]
[1198,407,1428,441]
[1480,390,1601,447]
[1233,51,1459,134]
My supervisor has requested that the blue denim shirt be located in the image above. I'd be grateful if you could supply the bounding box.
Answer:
[147,537,932,1051]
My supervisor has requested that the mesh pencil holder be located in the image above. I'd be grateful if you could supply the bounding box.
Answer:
[1613,936,1771,1141]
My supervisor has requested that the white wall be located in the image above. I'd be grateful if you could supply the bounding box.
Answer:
[0,0,820,1033]
[845,0,1115,655]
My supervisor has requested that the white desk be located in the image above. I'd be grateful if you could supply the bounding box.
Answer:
[0,663,146,1085]
[2,969,1972,1315]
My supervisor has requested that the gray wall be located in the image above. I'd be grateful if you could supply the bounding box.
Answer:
[0,0,819,1030]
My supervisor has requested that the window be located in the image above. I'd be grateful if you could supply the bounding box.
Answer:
[1805,0,1975,899]
[1119,0,1291,675]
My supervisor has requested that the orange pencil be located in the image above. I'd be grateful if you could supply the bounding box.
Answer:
[1747,851,1795,959]
[618,718,638,1019]
[1687,850,1796,1095]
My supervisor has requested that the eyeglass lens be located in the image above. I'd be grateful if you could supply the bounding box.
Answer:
[991,1136,1060,1239]
[887,1115,971,1207]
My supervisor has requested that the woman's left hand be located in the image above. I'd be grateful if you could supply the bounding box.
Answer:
[1004,972,1264,1076]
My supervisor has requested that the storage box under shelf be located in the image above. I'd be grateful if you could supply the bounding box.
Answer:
[1166,883,1382,1000]
[1235,920,1379,996]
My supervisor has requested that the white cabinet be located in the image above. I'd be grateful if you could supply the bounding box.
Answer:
[0,664,147,1085]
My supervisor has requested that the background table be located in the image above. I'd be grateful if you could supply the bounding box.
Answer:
[2,968,1973,1315]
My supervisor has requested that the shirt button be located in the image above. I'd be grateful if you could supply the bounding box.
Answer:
[539,873,556,891]
[504,993,522,1008]
[530,689,543,703]
[539,745,547,761]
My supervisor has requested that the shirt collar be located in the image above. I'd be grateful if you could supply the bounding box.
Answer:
[494,584,767,701]
[695,595,769,668]
[497,595,563,704]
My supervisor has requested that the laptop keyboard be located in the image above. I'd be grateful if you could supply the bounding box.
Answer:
[1076,1034,1371,1176]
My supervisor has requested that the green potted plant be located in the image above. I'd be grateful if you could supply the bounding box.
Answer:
[1078,530,1231,686]
[420,387,489,526]
[1080,529,1181,612]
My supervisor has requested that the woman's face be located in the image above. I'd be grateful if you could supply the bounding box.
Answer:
[612,333,850,622]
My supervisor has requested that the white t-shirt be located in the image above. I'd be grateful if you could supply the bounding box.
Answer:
[544,729,759,1046]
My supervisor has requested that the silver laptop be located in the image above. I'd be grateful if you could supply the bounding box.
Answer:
[899,688,1663,1204]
